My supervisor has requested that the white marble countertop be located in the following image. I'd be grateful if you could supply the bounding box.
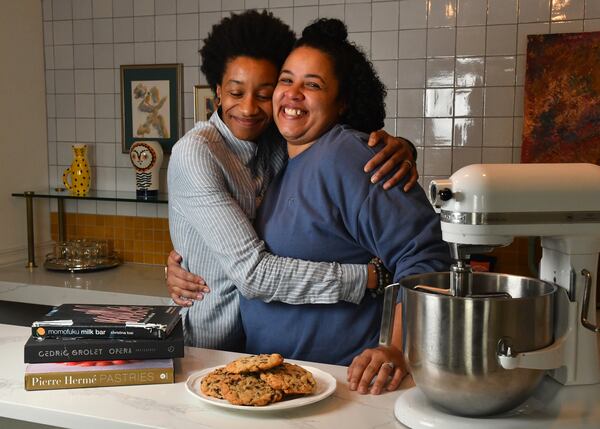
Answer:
[0,262,170,306]
[0,323,408,429]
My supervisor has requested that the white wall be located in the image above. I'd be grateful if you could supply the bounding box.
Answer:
[0,0,50,265]
[41,0,600,219]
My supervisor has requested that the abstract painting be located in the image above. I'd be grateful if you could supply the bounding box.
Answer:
[522,31,600,165]
[120,64,183,154]
[193,85,217,123]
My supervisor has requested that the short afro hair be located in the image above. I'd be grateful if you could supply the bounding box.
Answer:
[200,10,296,93]
[295,19,386,134]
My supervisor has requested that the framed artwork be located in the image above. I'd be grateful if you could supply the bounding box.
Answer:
[194,85,217,123]
[120,64,183,154]
[522,31,600,165]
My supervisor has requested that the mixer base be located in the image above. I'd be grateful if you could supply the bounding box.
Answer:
[395,377,600,429]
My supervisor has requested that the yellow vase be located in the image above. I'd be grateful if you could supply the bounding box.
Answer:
[62,144,91,196]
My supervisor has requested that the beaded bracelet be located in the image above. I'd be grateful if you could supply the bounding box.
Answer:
[368,257,393,297]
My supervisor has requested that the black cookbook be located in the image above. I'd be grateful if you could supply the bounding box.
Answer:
[31,304,181,340]
[25,320,184,363]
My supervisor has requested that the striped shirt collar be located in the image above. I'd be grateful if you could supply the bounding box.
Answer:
[208,111,258,166]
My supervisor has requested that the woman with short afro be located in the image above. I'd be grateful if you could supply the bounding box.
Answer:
[167,10,418,356]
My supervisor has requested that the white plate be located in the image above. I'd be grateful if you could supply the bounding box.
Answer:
[185,365,337,411]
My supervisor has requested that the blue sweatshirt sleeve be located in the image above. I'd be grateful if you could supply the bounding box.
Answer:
[356,183,451,281]
[323,126,451,281]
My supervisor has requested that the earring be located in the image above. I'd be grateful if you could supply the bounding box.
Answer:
[214,96,220,106]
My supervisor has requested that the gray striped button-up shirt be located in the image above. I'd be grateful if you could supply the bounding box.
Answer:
[168,113,367,351]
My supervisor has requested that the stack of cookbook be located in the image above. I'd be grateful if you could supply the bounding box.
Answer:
[24,304,183,391]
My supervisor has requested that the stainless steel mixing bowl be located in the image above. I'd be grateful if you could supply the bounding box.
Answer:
[396,272,556,416]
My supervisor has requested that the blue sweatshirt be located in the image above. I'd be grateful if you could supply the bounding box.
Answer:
[239,124,450,365]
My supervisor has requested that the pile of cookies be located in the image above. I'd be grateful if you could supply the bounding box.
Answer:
[200,353,317,406]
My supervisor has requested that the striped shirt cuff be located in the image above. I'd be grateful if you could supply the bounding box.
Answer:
[341,264,369,304]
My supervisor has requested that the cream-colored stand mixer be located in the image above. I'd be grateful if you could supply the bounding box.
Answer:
[380,163,600,428]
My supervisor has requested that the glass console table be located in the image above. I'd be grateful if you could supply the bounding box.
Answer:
[11,188,168,268]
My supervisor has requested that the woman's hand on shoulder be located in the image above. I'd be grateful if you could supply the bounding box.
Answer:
[347,345,407,395]
[364,130,419,192]
[166,250,210,306]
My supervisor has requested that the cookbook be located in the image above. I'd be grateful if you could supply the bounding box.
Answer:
[31,304,181,340]
[25,320,184,363]
[24,358,174,390]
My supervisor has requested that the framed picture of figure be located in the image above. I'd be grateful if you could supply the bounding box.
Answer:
[120,63,183,154]
[194,85,217,123]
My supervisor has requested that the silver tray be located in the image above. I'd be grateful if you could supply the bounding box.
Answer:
[44,254,121,272]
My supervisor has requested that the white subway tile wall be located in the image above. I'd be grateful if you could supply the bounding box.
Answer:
[42,0,600,217]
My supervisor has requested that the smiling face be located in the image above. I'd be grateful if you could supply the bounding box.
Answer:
[216,56,278,142]
[130,142,156,171]
[273,46,344,157]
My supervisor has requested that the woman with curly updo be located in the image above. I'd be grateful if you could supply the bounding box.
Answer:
[238,18,450,393]
[167,11,419,353]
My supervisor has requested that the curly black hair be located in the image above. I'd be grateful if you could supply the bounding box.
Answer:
[199,10,295,185]
[200,10,296,93]
[295,19,386,133]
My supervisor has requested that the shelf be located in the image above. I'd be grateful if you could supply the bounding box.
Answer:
[11,189,168,268]
[12,188,168,204]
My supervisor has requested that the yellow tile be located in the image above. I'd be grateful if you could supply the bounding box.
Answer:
[153,230,163,242]
[114,216,125,228]
[124,240,134,251]
[124,216,136,229]
[113,239,124,250]
[143,217,154,229]
[114,228,124,240]
[156,253,168,265]
[163,242,173,254]
[102,226,114,239]
[103,216,114,227]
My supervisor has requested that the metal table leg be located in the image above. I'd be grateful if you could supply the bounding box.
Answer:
[57,198,66,242]
[24,191,36,269]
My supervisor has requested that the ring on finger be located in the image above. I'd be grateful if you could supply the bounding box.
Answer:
[402,159,414,169]
[382,361,395,371]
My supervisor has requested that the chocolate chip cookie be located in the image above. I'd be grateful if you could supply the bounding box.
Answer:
[220,373,284,406]
[260,362,317,395]
[223,353,284,374]
[200,368,239,399]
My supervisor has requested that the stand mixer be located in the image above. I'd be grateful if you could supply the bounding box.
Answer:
[380,163,600,428]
